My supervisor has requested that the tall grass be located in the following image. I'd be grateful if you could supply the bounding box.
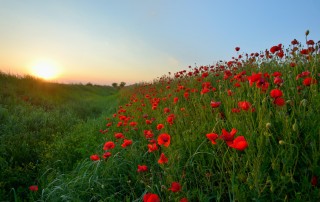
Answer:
[0,73,118,201]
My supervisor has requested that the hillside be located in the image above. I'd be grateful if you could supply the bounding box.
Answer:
[0,73,119,200]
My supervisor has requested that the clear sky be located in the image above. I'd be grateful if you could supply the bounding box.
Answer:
[0,0,319,85]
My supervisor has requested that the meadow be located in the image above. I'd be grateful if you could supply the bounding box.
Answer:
[1,33,320,201]
[0,74,118,201]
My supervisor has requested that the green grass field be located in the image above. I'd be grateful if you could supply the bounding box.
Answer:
[1,35,320,201]
[0,73,119,201]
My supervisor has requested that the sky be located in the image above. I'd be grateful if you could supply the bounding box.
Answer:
[0,0,319,85]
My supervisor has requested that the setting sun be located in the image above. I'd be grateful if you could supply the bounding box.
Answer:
[30,60,60,80]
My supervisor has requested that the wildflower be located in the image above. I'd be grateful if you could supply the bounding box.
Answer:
[173,97,179,104]
[144,130,154,139]
[148,143,158,152]
[270,45,280,54]
[103,152,111,159]
[229,136,248,151]
[180,198,189,202]
[206,133,219,144]
[235,47,240,51]
[29,185,38,192]
[143,193,160,202]
[311,175,318,186]
[164,107,170,113]
[90,154,100,161]
[231,108,241,113]
[103,141,115,150]
[167,114,175,125]
[274,97,286,106]
[121,139,132,148]
[156,124,164,130]
[270,89,283,98]
[158,153,168,164]
[210,101,221,108]
[201,87,211,94]
[220,128,237,145]
[137,165,148,172]
[303,77,317,86]
[274,77,283,85]
[238,101,251,111]
[158,133,171,147]
[114,133,125,139]
[129,122,138,127]
[168,182,182,192]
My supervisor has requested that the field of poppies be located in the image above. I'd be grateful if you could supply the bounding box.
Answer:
[33,33,320,202]
[26,33,320,201]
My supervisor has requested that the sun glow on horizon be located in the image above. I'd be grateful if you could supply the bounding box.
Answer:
[30,60,61,80]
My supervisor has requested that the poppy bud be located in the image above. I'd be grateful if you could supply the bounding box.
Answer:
[300,99,308,107]
[292,120,298,132]
[305,30,309,36]
[266,123,272,129]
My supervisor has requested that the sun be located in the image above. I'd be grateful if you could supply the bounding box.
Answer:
[31,60,60,80]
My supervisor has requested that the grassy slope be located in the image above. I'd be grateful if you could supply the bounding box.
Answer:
[0,72,119,200]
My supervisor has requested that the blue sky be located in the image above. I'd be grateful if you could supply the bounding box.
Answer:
[0,0,319,85]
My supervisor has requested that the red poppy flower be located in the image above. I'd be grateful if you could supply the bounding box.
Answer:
[164,107,170,113]
[238,101,251,111]
[90,154,100,161]
[148,143,158,152]
[158,133,171,147]
[270,89,283,98]
[158,153,168,164]
[183,92,189,99]
[168,182,182,192]
[201,87,211,94]
[235,47,240,51]
[274,97,286,106]
[129,122,138,127]
[311,175,318,186]
[270,45,280,54]
[229,136,248,151]
[202,72,209,78]
[137,165,148,172]
[303,77,317,86]
[121,139,132,148]
[307,40,315,45]
[143,193,160,202]
[173,97,179,104]
[114,133,125,139]
[167,114,175,125]
[206,133,219,144]
[274,77,283,85]
[103,152,111,159]
[210,101,221,108]
[103,141,115,150]
[220,128,237,145]
[156,124,164,130]
[291,39,299,45]
[29,185,38,192]
[180,198,189,202]
[144,130,154,139]
[232,108,241,113]
[146,119,152,124]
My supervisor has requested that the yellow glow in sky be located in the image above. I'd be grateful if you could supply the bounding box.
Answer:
[30,60,61,80]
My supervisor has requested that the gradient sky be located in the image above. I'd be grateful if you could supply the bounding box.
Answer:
[0,0,319,85]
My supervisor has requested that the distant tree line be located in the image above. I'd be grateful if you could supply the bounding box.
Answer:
[112,82,126,89]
